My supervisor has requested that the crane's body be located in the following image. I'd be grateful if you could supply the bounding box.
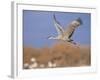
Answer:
[48,15,82,43]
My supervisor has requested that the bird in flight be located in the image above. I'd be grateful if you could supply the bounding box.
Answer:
[48,14,82,44]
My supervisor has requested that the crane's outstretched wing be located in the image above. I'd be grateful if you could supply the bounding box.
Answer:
[65,17,82,38]
[53,14,64,35]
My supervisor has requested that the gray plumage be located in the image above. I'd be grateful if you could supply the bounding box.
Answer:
[48,14,83,42]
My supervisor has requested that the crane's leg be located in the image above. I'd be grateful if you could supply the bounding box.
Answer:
[68,39,76,44]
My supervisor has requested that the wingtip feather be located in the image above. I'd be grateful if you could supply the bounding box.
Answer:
[76,17,83,25]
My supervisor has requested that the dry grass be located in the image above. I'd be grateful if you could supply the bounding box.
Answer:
[23,42,91,69]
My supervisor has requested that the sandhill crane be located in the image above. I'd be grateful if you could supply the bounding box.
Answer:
[48,15,82,44]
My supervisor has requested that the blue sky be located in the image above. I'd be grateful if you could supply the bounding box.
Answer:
[23,10,91,48]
